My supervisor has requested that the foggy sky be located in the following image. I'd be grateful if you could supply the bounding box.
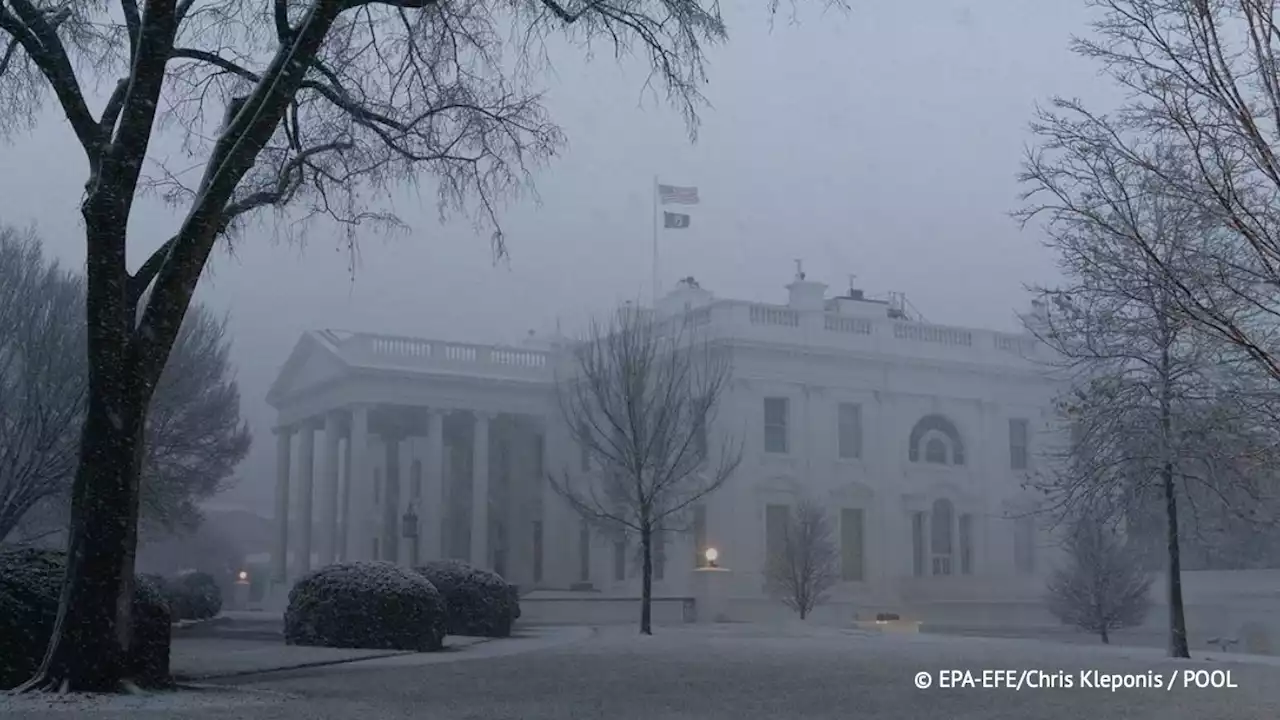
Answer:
[0,1,1122,515]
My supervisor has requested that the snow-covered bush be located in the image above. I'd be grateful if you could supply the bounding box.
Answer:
[165,570,223,620]
[284,561,447,651]
[0,548,171,689]
[414,560,519,637]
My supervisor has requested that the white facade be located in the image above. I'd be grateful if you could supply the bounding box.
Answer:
[266,271,1064,621]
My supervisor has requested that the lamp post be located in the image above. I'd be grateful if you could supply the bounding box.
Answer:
[401,503,420,567]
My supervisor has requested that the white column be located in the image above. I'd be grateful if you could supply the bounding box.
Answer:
[272,426,293,584]
[319,412,342,566]
[297,423,316,576]
[347,405,371,560]
[383,433,403,565]
[424,408,446,561]
[542,416,575,587]
[397,436,415,566]
[471,411,493,568]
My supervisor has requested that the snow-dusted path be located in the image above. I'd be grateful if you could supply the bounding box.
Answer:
[3,625,1277,719]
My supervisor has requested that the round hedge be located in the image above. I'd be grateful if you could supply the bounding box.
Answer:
[166,570,223,620]
[0,548,171,690]
[284,561,447,651]
[414,560,519,638]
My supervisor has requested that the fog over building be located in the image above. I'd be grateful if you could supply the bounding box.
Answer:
[267,263,1063,621]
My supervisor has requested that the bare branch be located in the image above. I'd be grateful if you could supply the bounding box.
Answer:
[550,304,741,631]
[763,498,840,620]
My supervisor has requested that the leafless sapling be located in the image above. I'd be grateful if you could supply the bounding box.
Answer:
[551,306,742,635]
[763,498,840,621]
[1046,513,1153,645]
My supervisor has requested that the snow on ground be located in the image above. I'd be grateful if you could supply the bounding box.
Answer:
[4,624,1277,719]
[0,685,290,715]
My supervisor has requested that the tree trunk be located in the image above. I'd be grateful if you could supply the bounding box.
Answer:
[1157,326,1190,660]
[640,524,652,635]
[20,390,145,692]
[1100,627,1110,644]
[1163,463,1190,658]
[19,207,156,693]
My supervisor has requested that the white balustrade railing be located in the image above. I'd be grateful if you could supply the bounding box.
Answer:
[347,333,550,375]
[335,301,1039,378]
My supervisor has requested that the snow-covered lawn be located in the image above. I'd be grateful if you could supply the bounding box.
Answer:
[2,624,1274,719]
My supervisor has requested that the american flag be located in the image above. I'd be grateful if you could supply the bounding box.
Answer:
[658,184,699,205]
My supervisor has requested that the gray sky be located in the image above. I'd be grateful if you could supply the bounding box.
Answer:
[0,0,1119,514]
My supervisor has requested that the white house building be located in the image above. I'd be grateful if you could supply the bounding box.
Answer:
[266,267,1064,624]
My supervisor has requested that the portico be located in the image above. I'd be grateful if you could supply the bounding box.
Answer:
[266,330,576,598]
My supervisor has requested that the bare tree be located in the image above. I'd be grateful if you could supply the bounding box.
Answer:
[139,306,251,537]
[1015,137,1280,658]
[0,227,84,543]
[1025,0,1280,388]
[1046,512,1153,645]
[764,498,839,621]
[552,306,741,635]
[0,228,251,545]
[0,0,838,692]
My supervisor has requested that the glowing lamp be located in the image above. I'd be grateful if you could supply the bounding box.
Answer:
[704,547,719,567]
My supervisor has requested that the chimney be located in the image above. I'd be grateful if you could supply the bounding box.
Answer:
[786,260,827,311]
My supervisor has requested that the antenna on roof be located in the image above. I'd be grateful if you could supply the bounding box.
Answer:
[794,258,805,281]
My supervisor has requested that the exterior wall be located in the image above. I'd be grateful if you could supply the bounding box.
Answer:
[701,342,1063,613]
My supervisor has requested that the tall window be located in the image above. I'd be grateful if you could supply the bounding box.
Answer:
[838,402,863,459]
[532,520,544,584]
[959,514,974,575]
[911,512,925,577]
[930,498,954,576]
[1014,516,1036,575]
[578,520,591,582]
[1009,418,1030,470]
[373,467,382,504]
[534,433,545,476]
[763,397,789,453]
[765,504,791,568]
[613,537,627,581]
[693,504,708,567]
[840,508,865,581]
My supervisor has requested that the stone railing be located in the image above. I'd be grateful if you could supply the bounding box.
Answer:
[698,301,1041,368]
[341,332,551,378]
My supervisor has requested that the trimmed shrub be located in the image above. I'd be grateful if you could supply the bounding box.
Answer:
[414,560,519,638]
[285,561,447,651]
[129,574,172,686]
[0,548,171,690]
[165,570,223,620]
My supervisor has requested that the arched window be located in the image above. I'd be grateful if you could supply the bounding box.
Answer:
[924,437,948,464]
[909,414,966,465]
[931,498,954,575]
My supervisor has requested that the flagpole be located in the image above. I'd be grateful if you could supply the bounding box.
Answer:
[651,175,659,306]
